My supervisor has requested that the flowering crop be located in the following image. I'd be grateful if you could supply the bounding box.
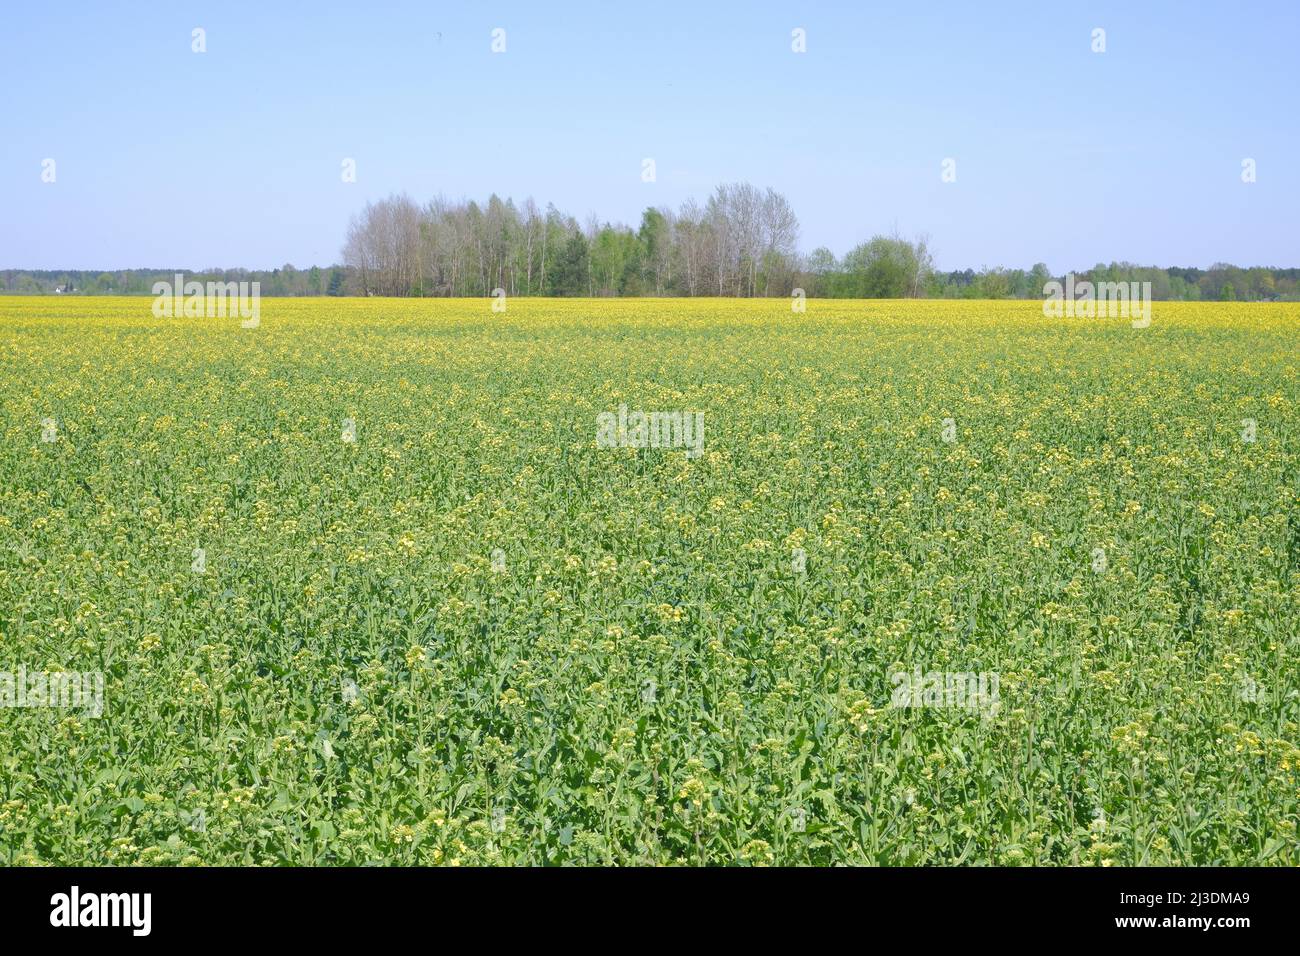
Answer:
[0,295,1296,865]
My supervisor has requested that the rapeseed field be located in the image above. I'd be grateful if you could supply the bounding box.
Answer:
[1,296,1296,865]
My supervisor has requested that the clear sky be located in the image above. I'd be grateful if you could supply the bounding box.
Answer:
[2,0,1296,272]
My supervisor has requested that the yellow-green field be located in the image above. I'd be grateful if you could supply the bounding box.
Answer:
[1,296,1297,865]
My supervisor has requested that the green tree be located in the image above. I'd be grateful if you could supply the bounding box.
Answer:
[841,236,927,297]
[550,234,590,296]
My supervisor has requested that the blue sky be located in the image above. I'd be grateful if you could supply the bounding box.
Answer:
[2,0,1296,272]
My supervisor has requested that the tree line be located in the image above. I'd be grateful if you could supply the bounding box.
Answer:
[1,266,346,297]
[340,183,800,298]
[6,181,1298,301]
[918,262,1300,302]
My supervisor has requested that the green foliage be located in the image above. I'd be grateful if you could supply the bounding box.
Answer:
[835,237,928,298]
[549,234,590,296]
[2,296,1297,866]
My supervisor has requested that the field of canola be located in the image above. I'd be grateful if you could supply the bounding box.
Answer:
[0,295,1297,865]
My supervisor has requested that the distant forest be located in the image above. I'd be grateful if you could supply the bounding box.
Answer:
[6,183,1298,301]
